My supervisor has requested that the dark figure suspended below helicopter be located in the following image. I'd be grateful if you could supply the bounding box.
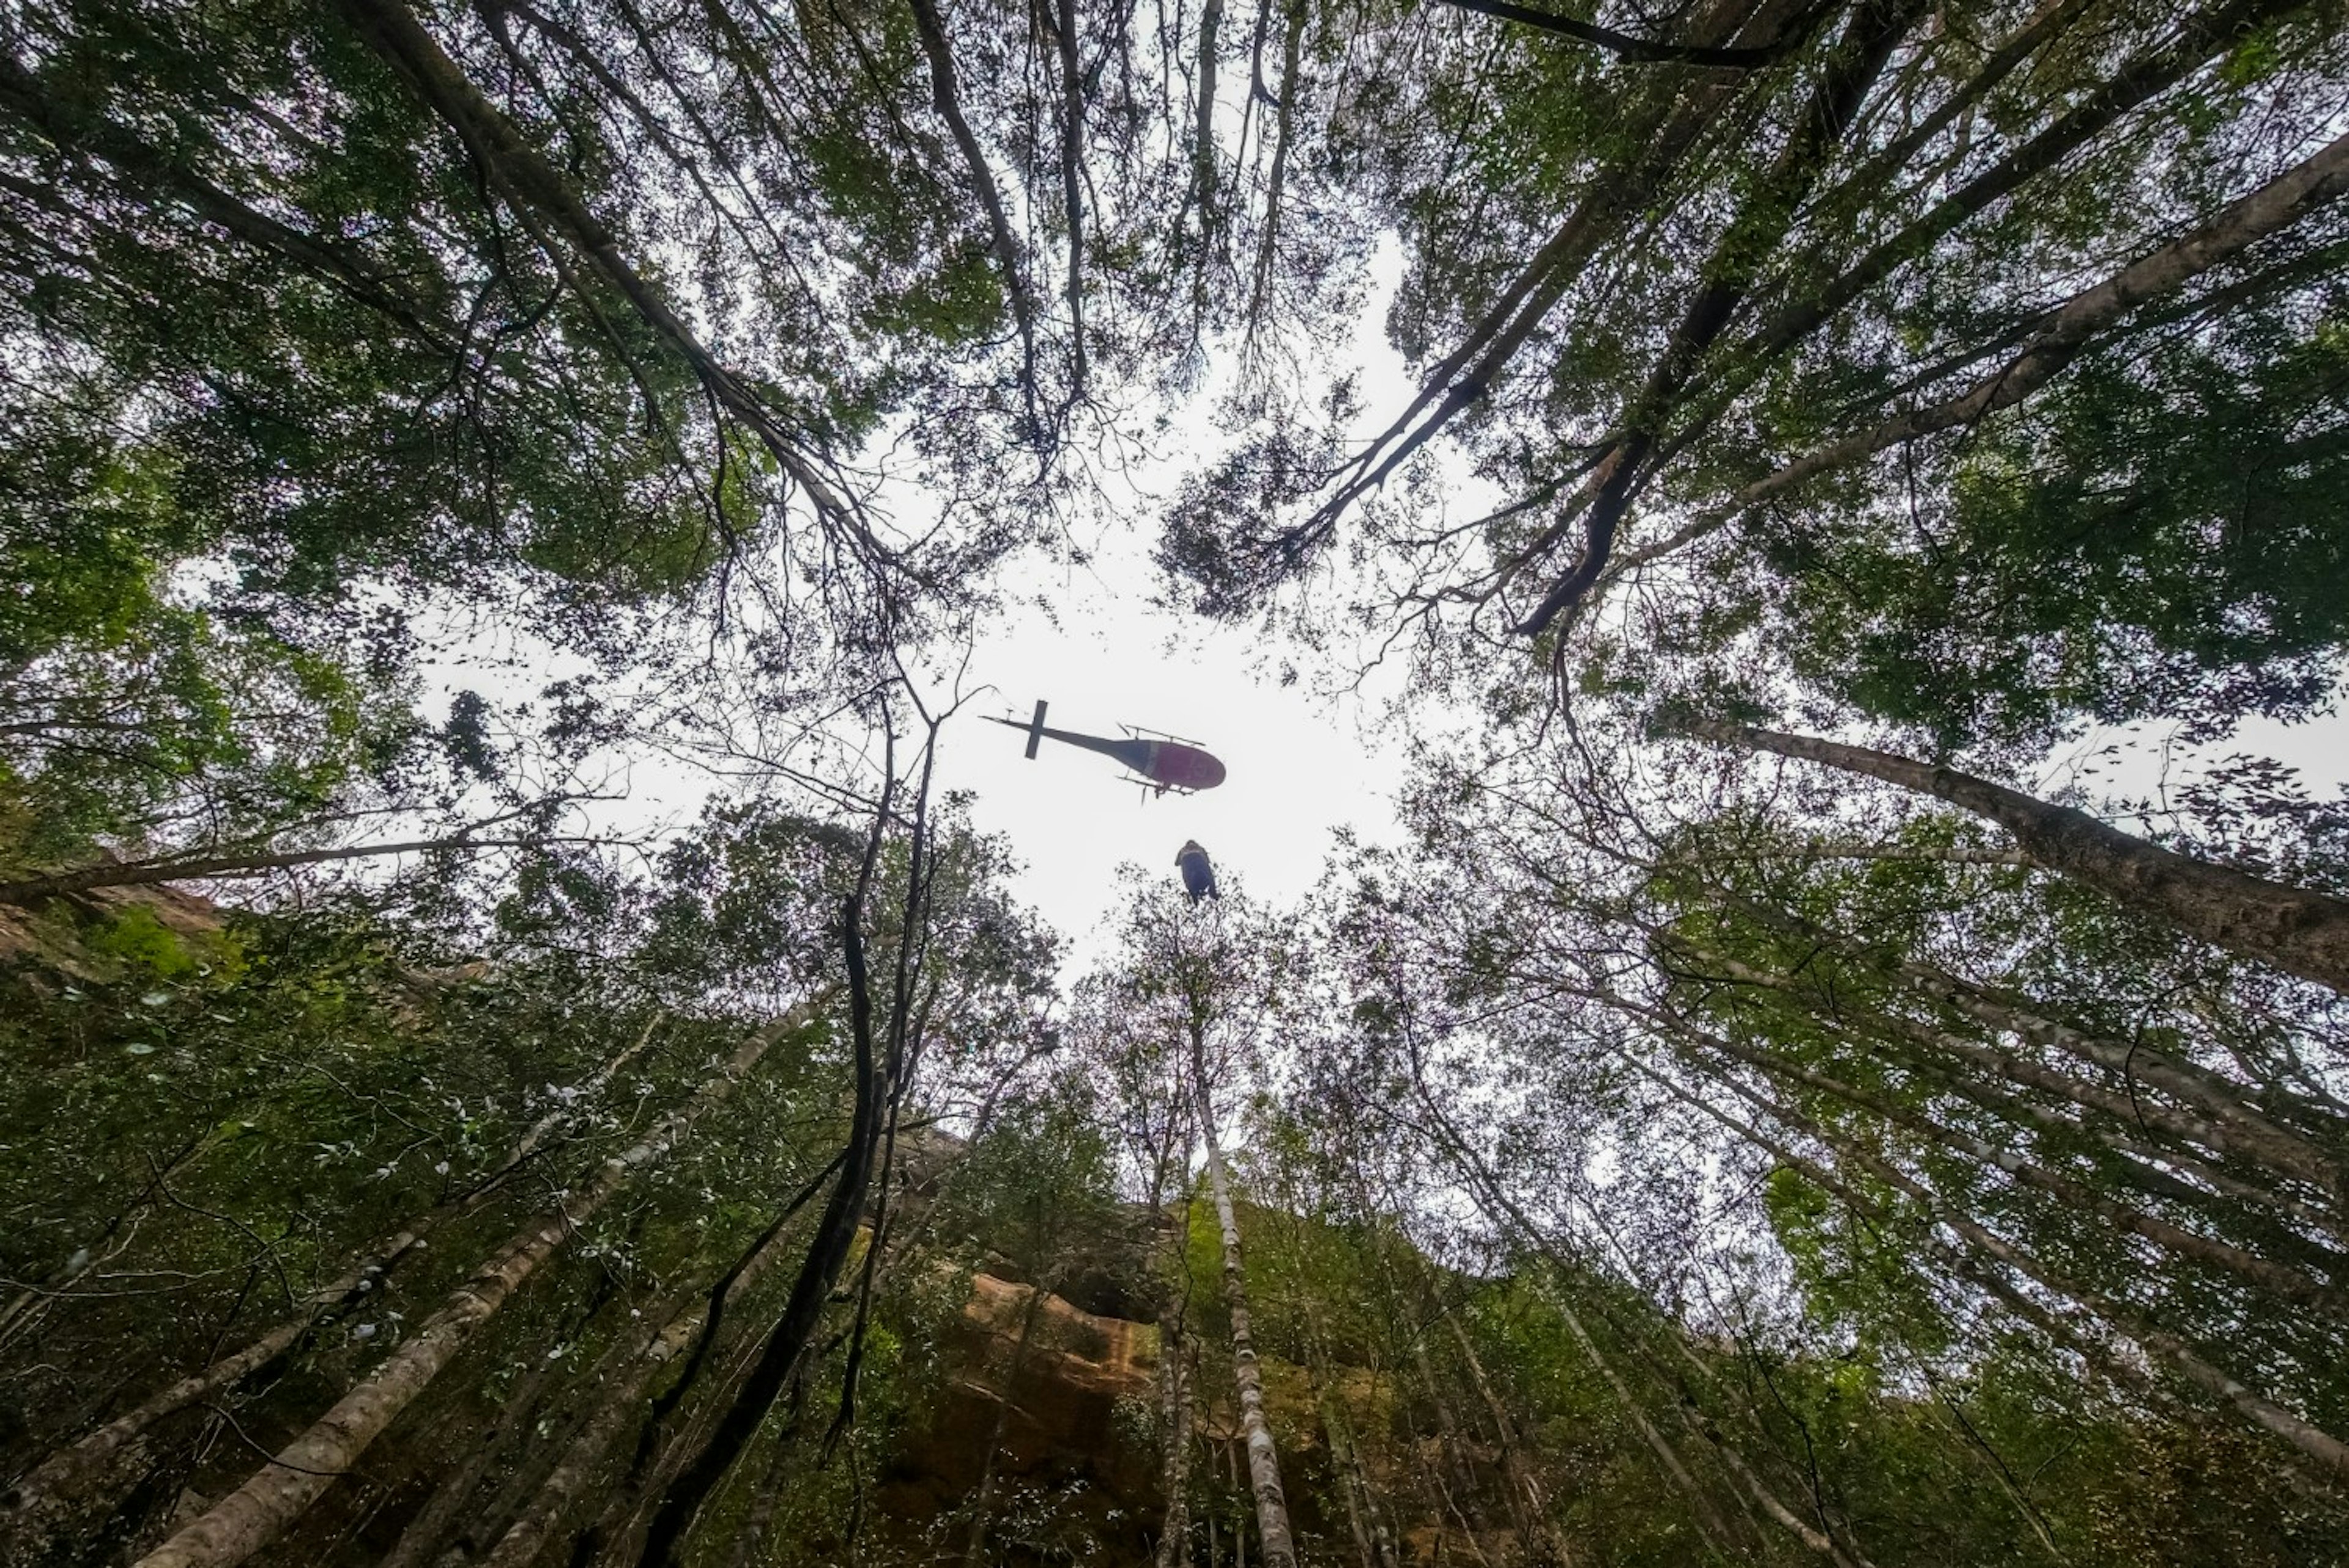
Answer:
[1176,841,1219,902]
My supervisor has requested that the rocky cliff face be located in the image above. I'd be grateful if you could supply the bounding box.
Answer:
[875,1263,1472,1568]
[879,1273,1165,1563]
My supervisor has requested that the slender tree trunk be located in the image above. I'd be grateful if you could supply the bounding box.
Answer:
[1731,0,2306,412]
[1740,125,2349,506]
[1674,1397,1874,1568]
[0,51,454,340]
[1242,0,1306,341]
[376,1355,560,1568]
[1297,1295,1391,1568]
[1649,995,2349,1315]
[471,1136,845,1568]
[0,834,552,905]
[905,0,1039,403]
[628,890,893,1567]
[1184,0,1226,246]
[1157,1298,1194,1568]
[1432,0,1813,62]
[1890,959,2345,1178]
[1512,0,1926,635]
[1405,1315,1481,1513]
[1689,718,2349,994]
[1313,1378,1381,1568]
[1390,1284,1502,1553]
[472,1298,707,1568]
[1617,0,2317,576]
[128,1009,807,1568]
[721,1425,797,1568]
[0,1011,678,1555]
[1189,1020,1297,1568]
[1642,1049,2208,1430]
[1048,0,1088,393]
[1786,985,2349,1249]
[1438,1309,1572,1567]
[1664,918,2349,1211]
[1468,1191,1871,1566]
[338,0,858,522]
[1671,1052,2349,1479]
[1395,1071,1742,1555]
[1315,0,1806,525]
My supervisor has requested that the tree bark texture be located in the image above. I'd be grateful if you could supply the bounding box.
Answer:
[1156,1298,1193,1568]
[1691,719,2349,994]
[1189,1022,1297,1568]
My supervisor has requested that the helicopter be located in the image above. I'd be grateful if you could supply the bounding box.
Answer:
[986,700,1227,801]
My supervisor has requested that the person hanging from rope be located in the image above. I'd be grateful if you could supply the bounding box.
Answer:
[1176,840,1219,903]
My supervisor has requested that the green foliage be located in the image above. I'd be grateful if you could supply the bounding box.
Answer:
[1753,297,2349,750]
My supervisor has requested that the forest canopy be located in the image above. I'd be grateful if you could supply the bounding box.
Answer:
[4,1,2349,1566]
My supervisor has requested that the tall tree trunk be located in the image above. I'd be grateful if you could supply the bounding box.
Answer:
[1727,0,2308,424]
[1296,1293,1392,1568]
[1401,1312,1490,1535]
[1310,0,1809,529]
[1638,987,2349,1315]
[472,1298,715,1568]
[628,866,902,1566]
[1157,1298,1194,1568]
[1889,958,2344,1177]
[127,1008,810,1568]
[1772,981,2348,1249]
[0,834,552,905]
[1672,1394,1875,1568]
[470,1138,846,1568]
[1395,1068,1743,1555]
[337,0,862,527]
[1620,0,2326,579]
[375,1353,562,1568]
[1242,0,1306,344]
[1668,1050,2349,1479]
[1048,0,1088,394]
[905,0,1041,423]
[1437,1309,1573,1567]
[1687,718,2349,993]
[1653,905,2349,1214]
[1512,0,1927,635]
[1189,1020,1297,1568]
[0,1010,680,1556]
[1738,125,2349,507]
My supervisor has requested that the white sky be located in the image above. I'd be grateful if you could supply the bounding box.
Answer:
[928,582,1413,965]
[410,243,2349,970]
